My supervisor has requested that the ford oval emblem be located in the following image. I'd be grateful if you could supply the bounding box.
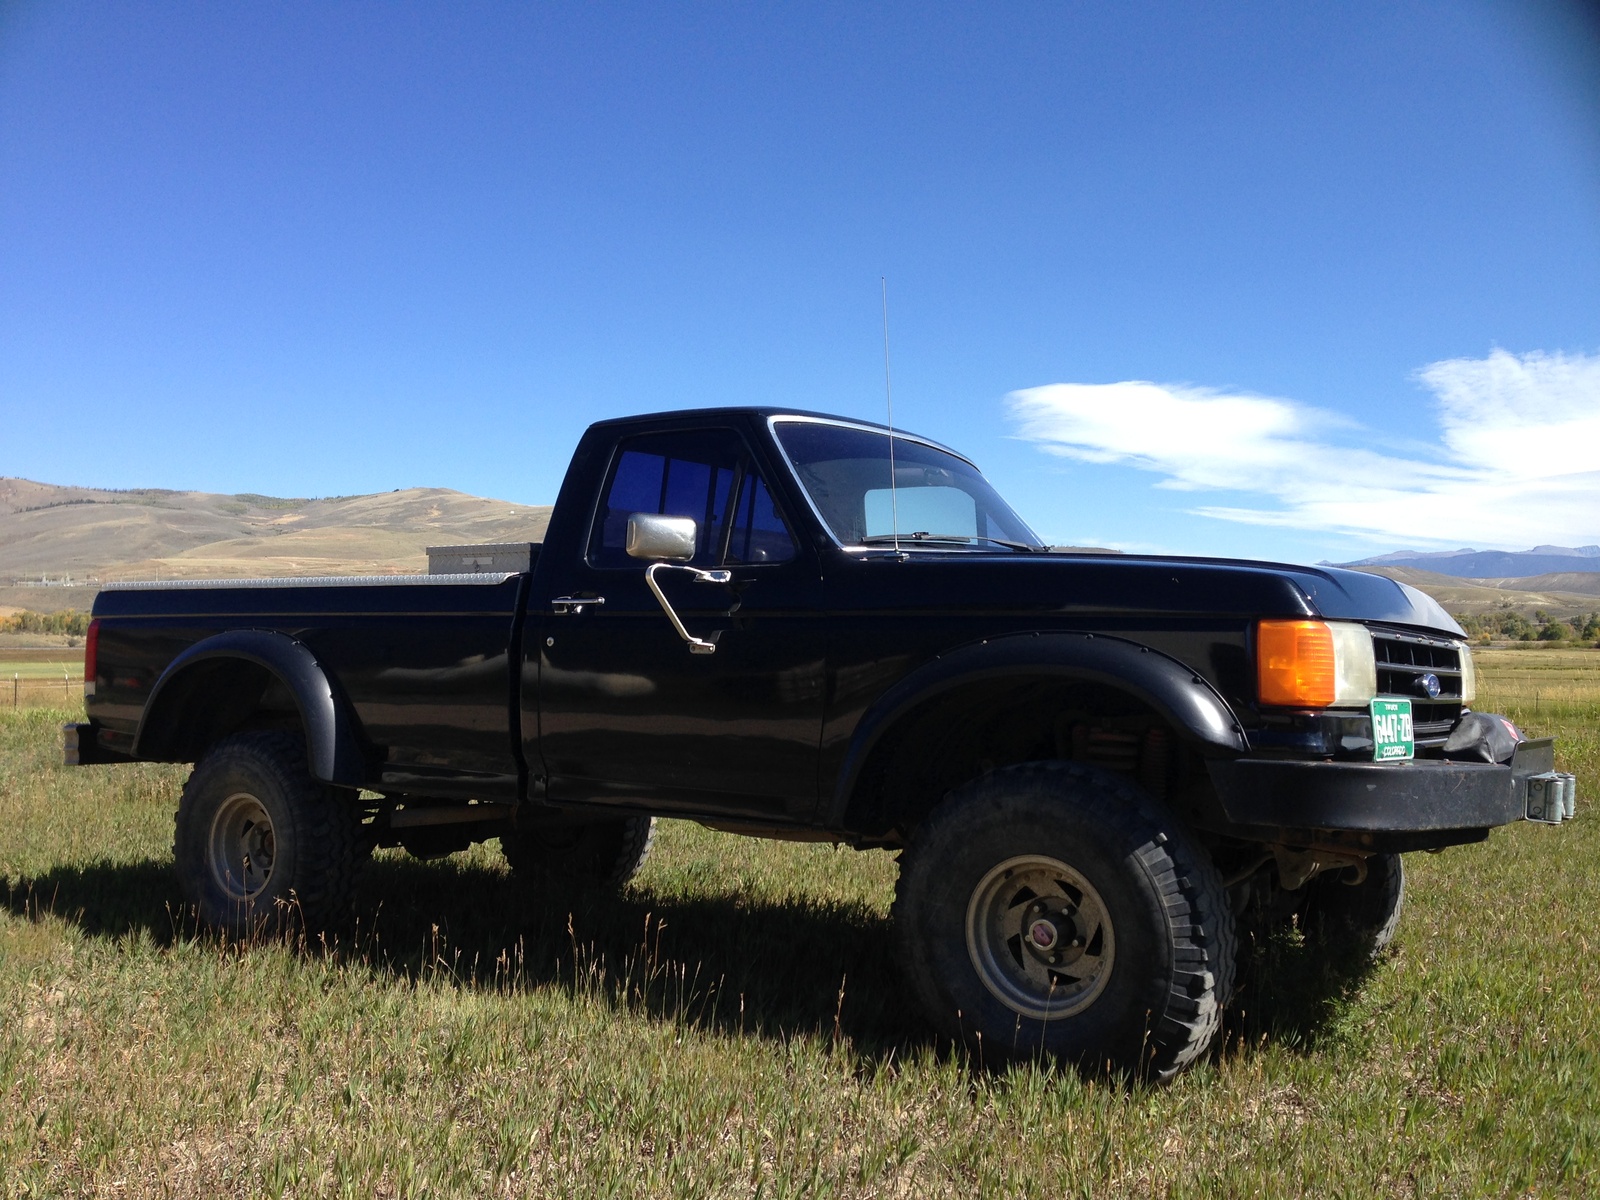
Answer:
[1415,672,1442,699]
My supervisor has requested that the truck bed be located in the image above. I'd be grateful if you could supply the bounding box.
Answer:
[88,573,529,798]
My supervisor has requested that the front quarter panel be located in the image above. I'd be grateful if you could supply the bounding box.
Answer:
[827,629,1248,825]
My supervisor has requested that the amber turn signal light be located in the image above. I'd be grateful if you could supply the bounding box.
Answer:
[1257,619,1337,707]
[1256,618,1378,708]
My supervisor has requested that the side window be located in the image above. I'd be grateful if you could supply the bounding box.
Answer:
[724,469,796,564]
[589,429,797,568]
[589,430,741,569]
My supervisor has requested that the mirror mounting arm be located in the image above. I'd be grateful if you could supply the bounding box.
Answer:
[644,563,731,654]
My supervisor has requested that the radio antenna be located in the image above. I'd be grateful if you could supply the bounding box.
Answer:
[880,277,900,552]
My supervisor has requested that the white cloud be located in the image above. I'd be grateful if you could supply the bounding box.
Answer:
[1008,349,1600,548]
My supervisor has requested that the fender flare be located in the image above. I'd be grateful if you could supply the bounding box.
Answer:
[133,629,366,785]
[827,630,1247,825]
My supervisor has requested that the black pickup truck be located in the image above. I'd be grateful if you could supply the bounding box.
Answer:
[65,407,1570,1078]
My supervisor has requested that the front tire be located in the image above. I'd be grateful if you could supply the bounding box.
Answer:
[173,732,359,935]
[894,762,1235,1079]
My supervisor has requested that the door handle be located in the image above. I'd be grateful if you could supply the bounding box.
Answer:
[551,595,605,616]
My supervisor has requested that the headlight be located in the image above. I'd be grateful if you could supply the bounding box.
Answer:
[1257,620,1377,707]
[1456,641,1477,704]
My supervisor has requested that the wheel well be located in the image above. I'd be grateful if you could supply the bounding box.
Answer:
[842,677,1206,842]
[139,658,307,764]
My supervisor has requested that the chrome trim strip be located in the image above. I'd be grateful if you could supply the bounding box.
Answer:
[102,573,517,591]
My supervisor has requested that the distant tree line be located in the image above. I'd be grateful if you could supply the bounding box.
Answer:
[1454,608,1600,646]
[0,610,92,635]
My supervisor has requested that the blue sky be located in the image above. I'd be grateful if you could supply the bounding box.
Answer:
[2,1,1597,564]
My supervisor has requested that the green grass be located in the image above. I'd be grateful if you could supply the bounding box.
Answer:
[2,660,82,679]
[2,653,1597,1197]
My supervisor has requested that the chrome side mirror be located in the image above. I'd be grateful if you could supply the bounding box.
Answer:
[626,513,697,562]
[624,513,730,654]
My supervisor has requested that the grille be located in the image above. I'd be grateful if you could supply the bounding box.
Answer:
[1371,629,1464,743]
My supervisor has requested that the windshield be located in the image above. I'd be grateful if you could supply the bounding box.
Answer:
[771,419,1044,550]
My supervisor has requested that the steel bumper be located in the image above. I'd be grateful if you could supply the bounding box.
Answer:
[1206,736,1557,834]
[62,722,131,766]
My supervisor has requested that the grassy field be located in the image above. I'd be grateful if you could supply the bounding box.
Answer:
[1,654,1596,1197]
[2,658,82,710]
[3,646,87,711]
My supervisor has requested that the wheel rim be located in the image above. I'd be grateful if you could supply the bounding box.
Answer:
[207,791,277,902]
[965,854,1116,1020]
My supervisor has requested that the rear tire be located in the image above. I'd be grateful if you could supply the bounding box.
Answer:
[173,732,359,935]
[893,762,1235,1080]
[1299,852,1405,962]
[501,814,656,889]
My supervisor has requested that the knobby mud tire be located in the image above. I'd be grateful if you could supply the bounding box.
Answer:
[893,761,1236,1081]
[173,731,359,936]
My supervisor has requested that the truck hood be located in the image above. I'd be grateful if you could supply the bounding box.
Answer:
[1268,564,1462,633]
[874,550,1465,637]
[1064,554,1464,635]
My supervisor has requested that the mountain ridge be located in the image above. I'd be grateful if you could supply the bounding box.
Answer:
[1332,544,1600,579]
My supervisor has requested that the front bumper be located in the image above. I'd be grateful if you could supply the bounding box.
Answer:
[1207,735,1557,841]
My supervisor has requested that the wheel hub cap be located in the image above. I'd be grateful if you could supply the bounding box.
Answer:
[207,791,277,902]
[965,855,1116,1020]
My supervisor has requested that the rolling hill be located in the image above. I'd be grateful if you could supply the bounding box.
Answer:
[1473,572,1600,597]
[1347,565,1600,620]
[0,477,551,612]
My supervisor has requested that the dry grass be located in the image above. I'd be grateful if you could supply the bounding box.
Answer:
[1,652,1597,1196]
[1473,649,1600,720]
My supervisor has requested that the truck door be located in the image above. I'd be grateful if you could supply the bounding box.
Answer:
[534,425,826,822]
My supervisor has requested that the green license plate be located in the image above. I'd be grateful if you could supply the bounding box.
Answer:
[1371,697,1415,761]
